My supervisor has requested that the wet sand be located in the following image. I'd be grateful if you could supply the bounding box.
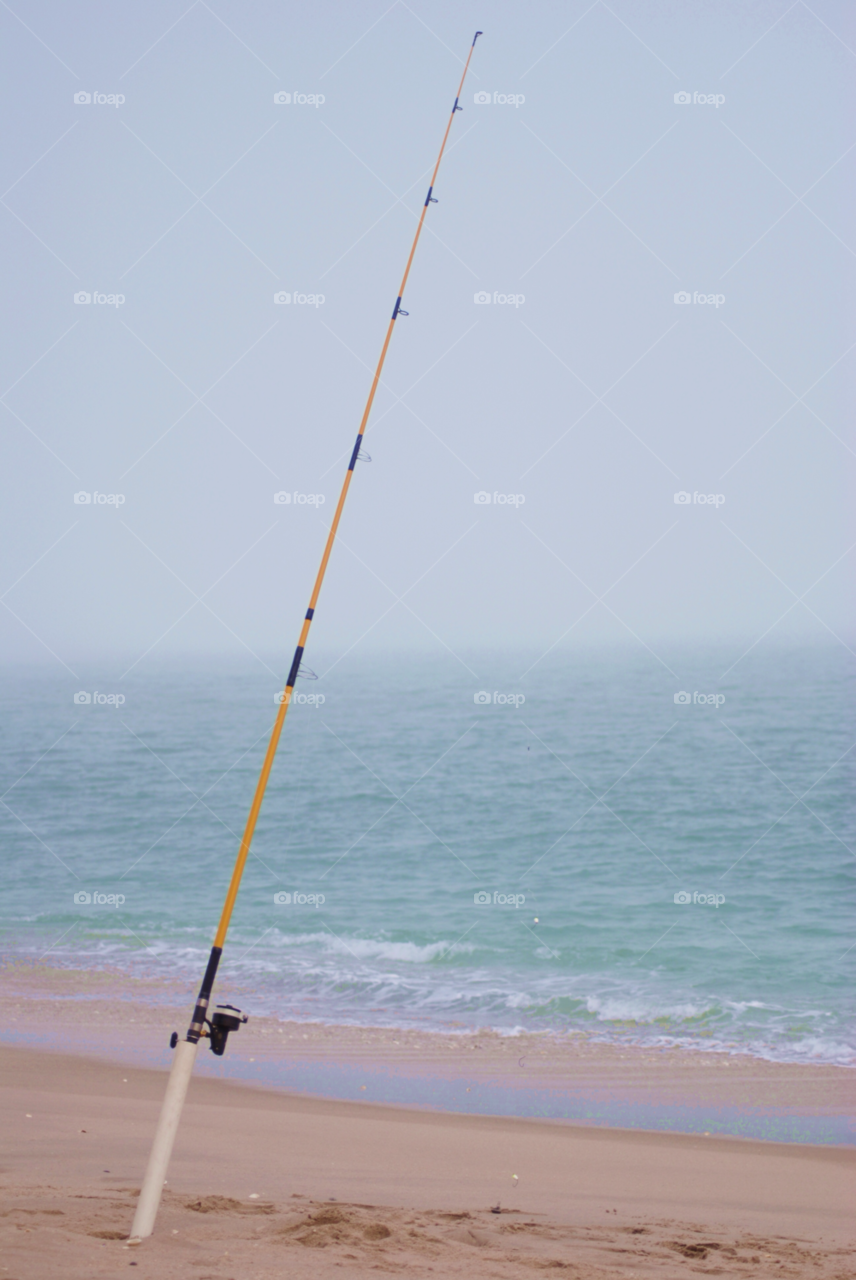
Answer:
[2,962,853,1124]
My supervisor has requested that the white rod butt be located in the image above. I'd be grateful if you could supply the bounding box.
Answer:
[129,1039,198,1240]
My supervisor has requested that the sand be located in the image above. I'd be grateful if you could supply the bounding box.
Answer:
[2,1043,854,1279]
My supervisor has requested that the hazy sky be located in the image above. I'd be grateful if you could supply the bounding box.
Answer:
[1,0,853,680]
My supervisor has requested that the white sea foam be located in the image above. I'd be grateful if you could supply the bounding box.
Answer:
[317,936,473,964]
[15,929,855,1066]
[584,994,712,1023]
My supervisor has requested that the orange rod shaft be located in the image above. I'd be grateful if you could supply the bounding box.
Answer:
[211,34,482,953]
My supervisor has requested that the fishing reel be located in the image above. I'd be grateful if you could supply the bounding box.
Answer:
[207,1004,249,1056]
[169,1003,248,1056]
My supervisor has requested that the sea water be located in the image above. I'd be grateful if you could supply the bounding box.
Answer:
[2,644,853,1068]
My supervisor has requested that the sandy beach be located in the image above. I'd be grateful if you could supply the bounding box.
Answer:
[2,964,854,1279]
[2,1044,854,1278]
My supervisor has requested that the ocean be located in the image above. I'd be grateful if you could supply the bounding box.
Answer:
[2,643,853,1068]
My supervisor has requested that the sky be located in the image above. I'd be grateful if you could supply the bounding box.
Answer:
[1,0,854,681]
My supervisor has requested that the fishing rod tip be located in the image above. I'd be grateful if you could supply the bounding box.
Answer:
[473,31,483,45]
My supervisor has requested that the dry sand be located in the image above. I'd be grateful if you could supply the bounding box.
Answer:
[2,1044,854,1279]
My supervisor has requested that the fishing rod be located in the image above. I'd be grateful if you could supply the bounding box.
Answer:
[129,29,483,1243]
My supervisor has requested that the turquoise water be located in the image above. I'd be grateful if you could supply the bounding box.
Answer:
[2,645,853,1067]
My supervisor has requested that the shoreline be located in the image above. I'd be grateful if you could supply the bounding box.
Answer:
[4,952,851,1069]
[5,956,855,1065]
[3,962,854,1145]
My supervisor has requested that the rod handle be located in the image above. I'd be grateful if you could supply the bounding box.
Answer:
[129,1040,198,1240]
